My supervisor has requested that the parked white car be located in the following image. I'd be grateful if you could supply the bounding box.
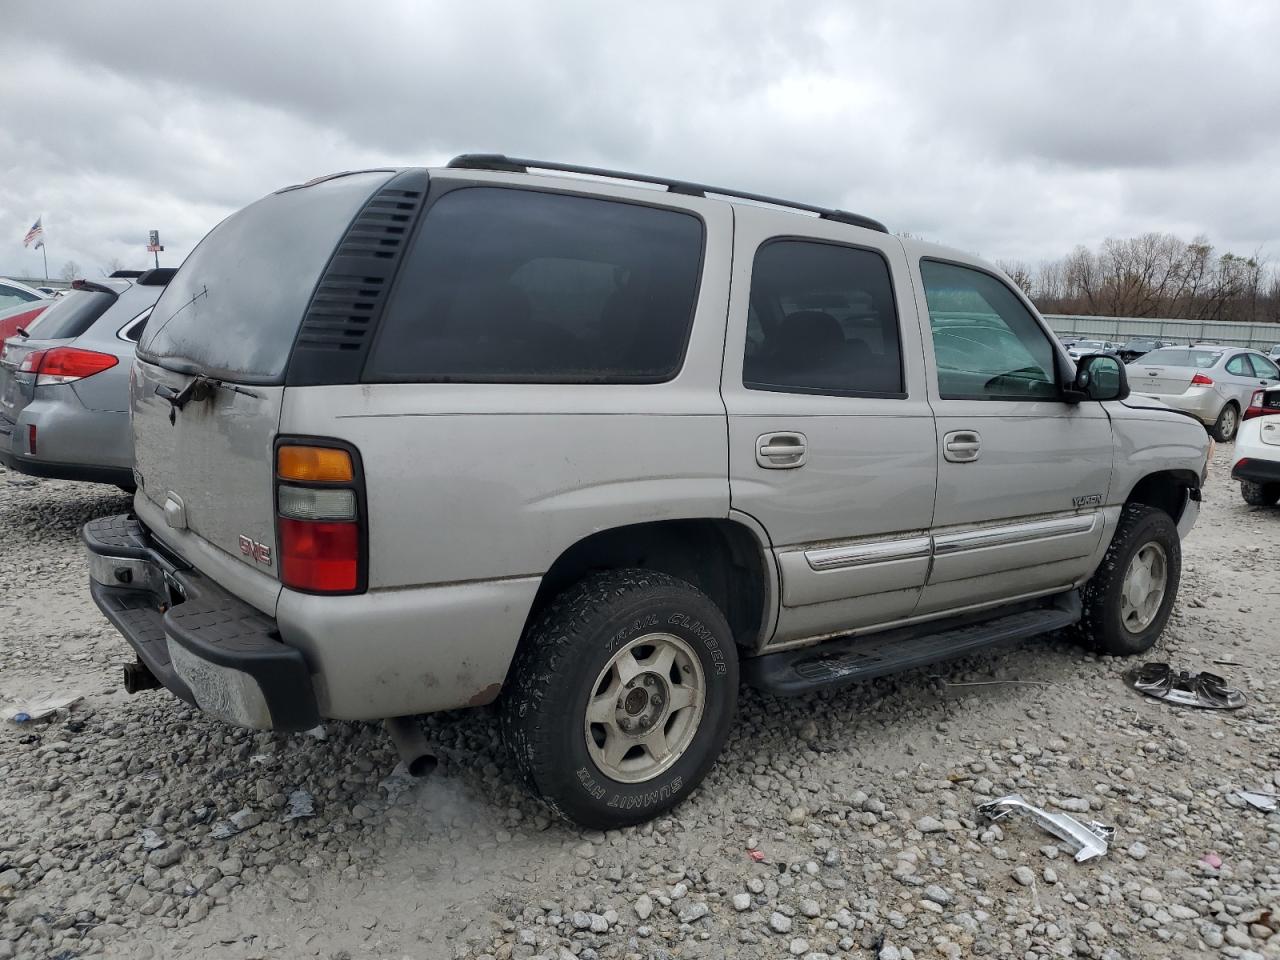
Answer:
[1232,390,1280,505]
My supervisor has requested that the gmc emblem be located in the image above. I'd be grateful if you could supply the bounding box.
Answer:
[238,535,273,567]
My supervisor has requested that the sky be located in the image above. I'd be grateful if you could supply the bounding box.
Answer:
[2,1,1278,281]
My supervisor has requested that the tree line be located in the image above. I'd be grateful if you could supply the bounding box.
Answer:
[997,234,1279,325]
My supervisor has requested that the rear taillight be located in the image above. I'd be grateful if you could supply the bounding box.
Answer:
[275,442,364,594]
[1244,389,1280,421]
[19,346,118,385]
[1191,373,1214,386]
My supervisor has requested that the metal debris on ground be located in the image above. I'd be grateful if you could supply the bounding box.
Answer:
[978,794,1115,862]
[209,807,258,839]
[139,828,165,851]
[2,692,84,723]
[378,763,417,803]
[1124,662,1245,710]
[283,788,315,822]
[1236,790,1279,812]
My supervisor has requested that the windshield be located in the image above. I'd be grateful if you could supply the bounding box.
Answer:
[1139,348,1221,368]
[1124,339,1157,350]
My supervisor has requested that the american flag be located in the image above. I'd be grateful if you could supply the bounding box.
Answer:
[23,217,44,249]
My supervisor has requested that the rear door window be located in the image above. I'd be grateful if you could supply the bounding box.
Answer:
[742,239,904,396]
[138,170,395,383]
[364,187,704,382]
[1249,354,1279,379]
[1225,354,1252,376]
[23,289,117,340]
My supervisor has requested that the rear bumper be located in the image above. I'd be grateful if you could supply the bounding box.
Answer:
[1129,389,1219,425]
[1231,457,1280,485]
[0,445,134,486]
[83,514,319,731]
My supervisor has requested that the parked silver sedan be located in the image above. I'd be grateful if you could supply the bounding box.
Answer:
[1128,345,1280,441]
[0,270,173,487]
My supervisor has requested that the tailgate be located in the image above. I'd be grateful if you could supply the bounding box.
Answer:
[132,359,284,570]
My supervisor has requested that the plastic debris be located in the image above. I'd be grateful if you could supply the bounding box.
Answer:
[283,789,315,822]
[303,724,328,741]
[139,828,165,851]
[1237,790,1279,812]
[748,849,766,863]
[1124,662,1245,710]
[210,807,258,839]
[1201,852,1222,869]
[2,691,83,723]
[978,794,1115,862]
[378,763,417,803]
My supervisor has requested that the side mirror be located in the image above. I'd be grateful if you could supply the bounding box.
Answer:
[1067,353,1129,402]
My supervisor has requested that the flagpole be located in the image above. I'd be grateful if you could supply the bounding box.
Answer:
[41,244,48,284]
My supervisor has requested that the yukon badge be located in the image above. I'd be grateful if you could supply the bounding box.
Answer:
[238,535,273,567]
[1073,493,1102,508]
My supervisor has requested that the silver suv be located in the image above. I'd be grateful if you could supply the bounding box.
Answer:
[84,156,1211,828]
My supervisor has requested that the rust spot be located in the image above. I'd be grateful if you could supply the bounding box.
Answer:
[466,682,502,708]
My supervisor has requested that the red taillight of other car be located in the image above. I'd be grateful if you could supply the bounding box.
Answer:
[1244,389,1280,421]
[18,346,118,386]
[1190,373,1214,386]
[275,443,364,594]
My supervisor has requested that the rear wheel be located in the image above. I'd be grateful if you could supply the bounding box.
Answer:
[1241,480,1280,506]
[501,569,738,829]
[1079,504,1181,656]
[1211,402,1239,442]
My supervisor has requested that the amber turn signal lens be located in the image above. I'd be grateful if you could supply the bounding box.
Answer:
[277,445,354,483]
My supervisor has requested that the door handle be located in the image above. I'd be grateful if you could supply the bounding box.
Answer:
[756,432,807,469]
[943,429,981,463]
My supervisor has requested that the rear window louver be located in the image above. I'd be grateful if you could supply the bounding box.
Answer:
[286,168,429,386]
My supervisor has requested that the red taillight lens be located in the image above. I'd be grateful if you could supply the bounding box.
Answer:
[20,346,118,385]
[278,518,359,592]
[1191,373,1214,386]
[274,443,364,594]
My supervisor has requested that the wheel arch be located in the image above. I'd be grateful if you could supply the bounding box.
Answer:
[521,518,776,653]
[1124,469,1201,524]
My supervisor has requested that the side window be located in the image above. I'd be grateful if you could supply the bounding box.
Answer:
[365,188,704,383]
[1225,354,1252,376]
[1249,354,1279,379]
[742,239,904,396]
[0,287,39,310]
[920,260,1058,401]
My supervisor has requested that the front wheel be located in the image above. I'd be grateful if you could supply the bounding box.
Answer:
[1241,480,1280,506]
[1079,504,1181,656]
[1211,403,1239,442]
[501,569,738,829]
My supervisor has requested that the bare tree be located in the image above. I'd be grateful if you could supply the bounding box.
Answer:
[995,259,1033,297]
[59,260,82,281]
[101,257,126,277]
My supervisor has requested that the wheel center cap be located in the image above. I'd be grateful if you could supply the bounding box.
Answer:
[623,688,649,716]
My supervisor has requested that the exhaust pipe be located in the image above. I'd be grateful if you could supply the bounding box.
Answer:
[384,716,438,777]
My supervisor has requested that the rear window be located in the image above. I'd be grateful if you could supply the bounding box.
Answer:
[23,289,116,340]
[138,170,395,383]
[1139,349,1220,368]
[364,187,704,383]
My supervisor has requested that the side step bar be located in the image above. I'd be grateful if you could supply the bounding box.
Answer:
[744,593,1081,697]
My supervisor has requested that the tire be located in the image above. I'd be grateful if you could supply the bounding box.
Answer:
[1211,402,1239,442]
[1241,480,1280,506]
[501,569,738,829]
[1079,504,1181,656]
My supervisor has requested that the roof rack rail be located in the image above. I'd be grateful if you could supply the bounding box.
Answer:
[447,154,888,234]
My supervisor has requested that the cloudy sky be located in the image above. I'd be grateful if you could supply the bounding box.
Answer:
[2,1,1277,281]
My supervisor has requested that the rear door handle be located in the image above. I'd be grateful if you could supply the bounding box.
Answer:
[943,429,981,463]
[756,432,807,469]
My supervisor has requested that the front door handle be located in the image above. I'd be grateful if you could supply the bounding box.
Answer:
[756,432,807,469]
[943,429,981,463]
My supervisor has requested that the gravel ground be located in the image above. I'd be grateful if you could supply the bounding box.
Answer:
[1,445,1278,960]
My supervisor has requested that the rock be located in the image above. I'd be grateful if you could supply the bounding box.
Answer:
[1012,867,1035,887]
[732,893,753,912]
[799,898,821,918]
[678,903,708,924]
[1126,841,1149,861]
[923,884,952,906]
[634,894,653,920]
[147,841,187,868]
[915,816,946,833]
[6,897,42,925]
[770,912,793,934]
[789,937,810,955]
